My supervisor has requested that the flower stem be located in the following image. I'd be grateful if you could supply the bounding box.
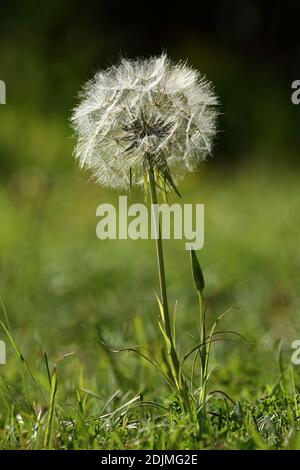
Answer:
[198,291,207,414]
[148,166,189,405]
[148,168,171,338]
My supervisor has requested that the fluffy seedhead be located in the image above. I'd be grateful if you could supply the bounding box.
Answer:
[71,54,218,190]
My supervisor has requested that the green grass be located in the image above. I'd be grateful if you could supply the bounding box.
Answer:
[0,161,300,449]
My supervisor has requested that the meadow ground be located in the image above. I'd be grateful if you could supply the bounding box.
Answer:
[0,160,300,449]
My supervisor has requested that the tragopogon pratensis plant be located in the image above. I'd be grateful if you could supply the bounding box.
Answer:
[71,54,218,413]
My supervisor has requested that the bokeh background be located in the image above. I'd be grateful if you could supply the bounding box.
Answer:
[1,0,300,406]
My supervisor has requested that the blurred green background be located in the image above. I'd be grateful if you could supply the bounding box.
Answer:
[0,1,300,405]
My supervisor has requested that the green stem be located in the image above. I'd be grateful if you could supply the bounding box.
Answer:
[148,168,172,339]
[198,291,207,414]
[148,166,189,404]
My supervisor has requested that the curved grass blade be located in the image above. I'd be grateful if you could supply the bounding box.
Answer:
[100,342,176,390]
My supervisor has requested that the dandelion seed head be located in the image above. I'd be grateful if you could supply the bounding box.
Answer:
[71,54,218,190]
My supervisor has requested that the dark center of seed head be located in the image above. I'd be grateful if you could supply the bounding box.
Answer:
[124,115,172,141]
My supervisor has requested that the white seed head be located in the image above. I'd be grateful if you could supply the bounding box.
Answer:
[71,54,218,190]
